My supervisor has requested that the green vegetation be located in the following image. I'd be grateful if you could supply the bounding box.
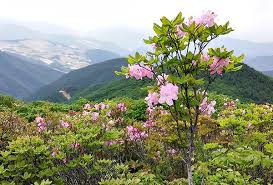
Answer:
[0,94,272,184]
[73,64,273,104]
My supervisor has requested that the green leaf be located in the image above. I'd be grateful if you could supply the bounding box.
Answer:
[153,23,162,35]
[128,55,135,64]
[173,12,183,25]
[161,16,171,25]
[22,172,32,180]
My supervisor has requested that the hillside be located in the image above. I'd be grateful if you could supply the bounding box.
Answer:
[73,64,273,104]
[30,57,273,104]
[0,51,63,98]
[29,58,127,102]
[262,70,273,77]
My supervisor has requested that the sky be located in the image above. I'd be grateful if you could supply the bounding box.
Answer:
[0,0,273,42]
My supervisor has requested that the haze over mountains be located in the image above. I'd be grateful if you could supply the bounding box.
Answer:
[0,51,63,98]
[0,19,273,100]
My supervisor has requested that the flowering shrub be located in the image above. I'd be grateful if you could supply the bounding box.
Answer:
[1,11,273,185]
[118,10,243,185]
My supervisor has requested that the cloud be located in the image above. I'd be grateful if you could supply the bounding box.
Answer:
[0,0,272,42]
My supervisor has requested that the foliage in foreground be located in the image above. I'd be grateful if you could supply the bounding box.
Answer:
[0,94,273,184]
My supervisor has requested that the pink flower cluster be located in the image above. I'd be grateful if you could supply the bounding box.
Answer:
[201,53,210,62]
[223,100,236,108]
[127,126,148,141]
[60,120,70,128]
[176,24,185,37]
[94,102,109,110]
[151,43,158,50]
[117,103,126,112]
[128,64,153,80]
[84,103,91,110]
[105,139,124,146]
[158,83,179,106]
[145,74,178,107]
[91,112,99,121]
[209,57,230,75]
[199,97,216,116]
[188,11,217,27]
[145,92,159,108]
[71,142,80,149]
[35,117,47,132]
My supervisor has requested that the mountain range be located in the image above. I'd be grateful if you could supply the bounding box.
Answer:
[28,58,127,102]
[0,51,63,98]
[29,57,273,104]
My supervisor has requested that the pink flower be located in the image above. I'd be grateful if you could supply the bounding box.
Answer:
[158,83,179,106]
[201,53,210,62]
[84,103,91,110]
[151,43,158,49]
[91,112,99,121]
[209,57,230,75]
[157,73,168,85]
[144,120,156,128]
[167,149,177,156]
[100,103,106,110]
[35,116,44,123]
[199,97,216,116]
[94,104,100,110]
[246,122,252,129]
[176,24,185,37]
[35,116,47,132]
[60,120,70,128]
[117,103,126,112]
[105,139,124,146]
[51,151,58,157]
[106,111,112,117]
[128,64,153,80]
[200,11,217,27]
[127,126,148,141]
[188,11,217,27]
[71,142,80,148]
[145,92,159,108]
[192,60,197,66]
[38,122,46,132]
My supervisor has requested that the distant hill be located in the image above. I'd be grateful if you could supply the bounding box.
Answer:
[262,70,273,77]
[30,57,273,104]
[86,49,120,64]
[244,56,273,71]
[0,51,63,99]
[73,64,273,104]
[29,58,127,102]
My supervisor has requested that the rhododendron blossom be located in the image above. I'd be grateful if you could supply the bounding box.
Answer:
[35,116,47,132]
[128,64,153,80]
[145,92,159,107]
[60,120,70,128]
[91,112,99,121]
[117,103,126,112]
[127,126,148,141]
[158,83,179,106]
[151,43,158,49]
[201,53,210,62]
[188,11,217,27]
[209,57,230,75]
[71,142,80,149]
[199,97,216,116]
[84,103,91,110]
[176,24,185,37]
[157,73,168,85]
